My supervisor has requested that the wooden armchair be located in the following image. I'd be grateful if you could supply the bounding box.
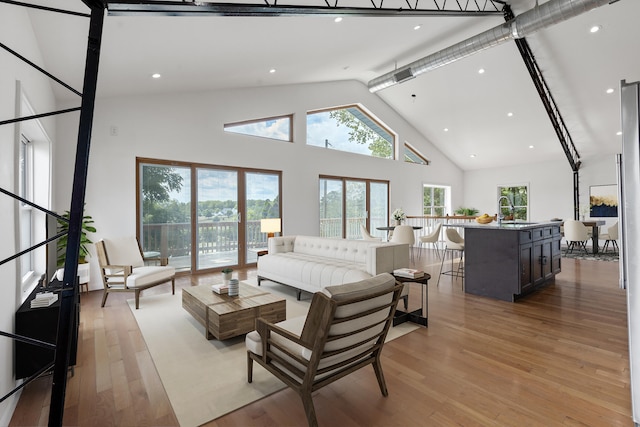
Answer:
[246,273,403,427]
[96,236,175,309]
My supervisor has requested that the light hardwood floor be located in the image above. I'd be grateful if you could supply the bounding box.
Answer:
[10,254,631,426]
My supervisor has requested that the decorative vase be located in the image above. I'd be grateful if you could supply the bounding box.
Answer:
[395,220,402,226]
[228,279,239,297]
[223,272,232,285]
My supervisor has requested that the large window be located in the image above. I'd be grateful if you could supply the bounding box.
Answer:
[19,135,33,282]
[138,159,281,273]
[423,185,450,216]
[498,184,529,220]
[319,176,388,240]
[307,105,395,159]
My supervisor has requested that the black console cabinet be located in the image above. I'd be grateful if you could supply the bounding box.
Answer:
[15,280,79,380]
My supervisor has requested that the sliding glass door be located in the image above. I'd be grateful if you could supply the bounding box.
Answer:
[138,159,281,273]
[245,172,281,264]
[139,163,192,272]
[319,176,388,239]
[196,168,238,270]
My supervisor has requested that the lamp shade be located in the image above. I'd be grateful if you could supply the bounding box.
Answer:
[260,218,281,236]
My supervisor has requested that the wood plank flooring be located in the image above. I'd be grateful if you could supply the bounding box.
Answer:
[10,254,631,426]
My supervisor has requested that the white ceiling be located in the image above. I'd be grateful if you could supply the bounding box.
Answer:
[22,0,640,171]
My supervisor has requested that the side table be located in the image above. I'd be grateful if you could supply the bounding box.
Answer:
[392,273,431,327]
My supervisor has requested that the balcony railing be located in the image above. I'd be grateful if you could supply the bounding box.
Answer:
[141,215,479,270]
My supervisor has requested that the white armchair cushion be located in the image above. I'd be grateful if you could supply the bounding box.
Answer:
[103,236,145,268]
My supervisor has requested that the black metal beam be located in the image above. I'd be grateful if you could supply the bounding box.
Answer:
[107,0,505,17]
[503,5,582,221]
[504,5,581,173]
[0,41,82,97]
[0,0,91,17]
[48,2,106,425]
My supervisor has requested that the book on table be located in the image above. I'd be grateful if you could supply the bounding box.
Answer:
[211,283,229,294]
[30,292,58,308]
[393,268,425,279]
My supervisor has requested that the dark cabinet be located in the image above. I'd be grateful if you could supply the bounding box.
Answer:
[15,280,79,380]
[464,223,562,302]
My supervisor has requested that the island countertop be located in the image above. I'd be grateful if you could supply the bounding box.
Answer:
[444,220,563,230]
[444,221,562,301]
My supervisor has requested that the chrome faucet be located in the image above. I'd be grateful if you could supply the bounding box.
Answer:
[497,195,515,225]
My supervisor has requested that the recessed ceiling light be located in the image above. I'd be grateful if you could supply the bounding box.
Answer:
[414,25,421,30]
[478,68,485,74]
[269,68,276,74]
[443,128,449,132]
[470,154,476,158]
[151,73,161,79]
[334,17,342,23]
[507,112,514,117]
[590,25,601,33]
[529,145,535,149]
[617,131,623,136]
[606,88,614,94]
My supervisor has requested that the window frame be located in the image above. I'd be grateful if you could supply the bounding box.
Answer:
[405,142,430,165]
[224,114,293,142]
[307,104,396,159]
[423,184,450,216]
[497,184,529,221]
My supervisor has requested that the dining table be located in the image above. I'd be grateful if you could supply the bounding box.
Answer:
[376,225,423,240]
[580,220,606,254]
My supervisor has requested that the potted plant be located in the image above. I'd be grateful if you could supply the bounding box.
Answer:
[392,208,406,226]
[56,209,97,267]
[454,207,479,217]
[221,267,233,284]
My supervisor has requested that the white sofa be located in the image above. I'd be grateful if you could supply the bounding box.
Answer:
[257,235,409,299]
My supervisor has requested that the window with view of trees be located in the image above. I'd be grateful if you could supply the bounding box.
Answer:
[224,114,292,142]
[307,105,395,159]
[320,176,388,240]
[423,185,450,216]
[138,159,281,272]
[405,143,429,165]
[498,184,529,220]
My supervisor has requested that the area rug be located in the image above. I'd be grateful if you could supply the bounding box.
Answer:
[561,248,619,262]
[128,279,419,427]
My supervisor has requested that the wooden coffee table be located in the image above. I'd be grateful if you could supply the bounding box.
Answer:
[182,282,286,340]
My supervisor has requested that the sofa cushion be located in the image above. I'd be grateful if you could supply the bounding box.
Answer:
[259,252,371,290]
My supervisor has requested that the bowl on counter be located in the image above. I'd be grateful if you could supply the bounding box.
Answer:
[475,216,494,224]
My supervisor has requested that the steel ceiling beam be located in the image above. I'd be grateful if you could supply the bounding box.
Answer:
[106,0,506,17]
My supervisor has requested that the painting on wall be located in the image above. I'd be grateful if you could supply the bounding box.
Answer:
[590,184,618,217]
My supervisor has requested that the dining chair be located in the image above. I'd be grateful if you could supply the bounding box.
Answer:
[599,221,619,253]
[437,228,465,287]
[360,223,382,242]
[418,222,442,260]
[390,225,416,262]
[563,220,590,255]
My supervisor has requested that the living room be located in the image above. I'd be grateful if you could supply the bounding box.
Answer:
[1,0,638,425]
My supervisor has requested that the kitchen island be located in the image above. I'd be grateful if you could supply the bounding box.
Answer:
[447,221,562,302]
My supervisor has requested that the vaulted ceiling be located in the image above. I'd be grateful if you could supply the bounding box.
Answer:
[20,0,640,170]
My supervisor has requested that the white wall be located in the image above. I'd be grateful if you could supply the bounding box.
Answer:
[463,153,620,245]
[54,80,464,291]
[0,4,56,424]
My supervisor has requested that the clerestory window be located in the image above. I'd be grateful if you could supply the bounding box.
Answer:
[404,142,430,165]
[307,105,395,159]
[224,114,292,142]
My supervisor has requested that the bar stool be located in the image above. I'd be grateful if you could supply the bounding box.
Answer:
[437,228,465,287]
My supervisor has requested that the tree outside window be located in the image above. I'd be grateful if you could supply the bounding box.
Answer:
[498,185,529,220]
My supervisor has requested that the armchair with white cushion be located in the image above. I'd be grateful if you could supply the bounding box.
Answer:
[96,236,175,309]
[246,273,403,427]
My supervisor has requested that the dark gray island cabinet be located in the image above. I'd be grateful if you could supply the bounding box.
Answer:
[461,222,562,302]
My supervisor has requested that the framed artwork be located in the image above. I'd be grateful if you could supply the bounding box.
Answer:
[590,184,618,217]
